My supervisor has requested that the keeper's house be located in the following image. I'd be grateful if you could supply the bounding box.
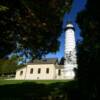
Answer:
[15,58,64,80]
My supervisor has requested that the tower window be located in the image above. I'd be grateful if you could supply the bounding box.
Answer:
[58,69,61,76]
[30,68,33,74]
[38,68,41,74]
[20,71,23,75]
[46,68,49,74]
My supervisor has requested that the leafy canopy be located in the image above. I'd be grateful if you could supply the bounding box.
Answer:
[76,0,100,99]
[0,0,72,59]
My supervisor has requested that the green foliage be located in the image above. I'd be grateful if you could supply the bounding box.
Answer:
[76,0,100,99]
[0,0,72,59]
[0,5,8,11]
[0,59,24,75]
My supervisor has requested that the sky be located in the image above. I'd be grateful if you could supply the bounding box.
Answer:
[46,0,87,60]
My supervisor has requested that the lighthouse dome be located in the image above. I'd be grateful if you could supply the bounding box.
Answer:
[64,22,75,31]
[66,23,74,28]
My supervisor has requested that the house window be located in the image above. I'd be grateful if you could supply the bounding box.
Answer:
[38,68,41,74]
[20,71,23,75]
[46,68,49,74]
[58,69,61,76]
[30,68,33,74]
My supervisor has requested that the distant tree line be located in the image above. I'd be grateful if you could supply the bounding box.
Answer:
[0,58,24,78]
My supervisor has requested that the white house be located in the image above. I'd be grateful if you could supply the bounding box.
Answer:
[15,58,64,80]
[15,22,77,80]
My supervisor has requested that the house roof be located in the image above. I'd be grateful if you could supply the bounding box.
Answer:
[55,65,64,69]
[16,65,26,71]
[16,58,64,71]
[29,58,58,64]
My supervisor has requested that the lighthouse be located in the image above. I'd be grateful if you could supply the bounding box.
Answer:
[64,22,77,79]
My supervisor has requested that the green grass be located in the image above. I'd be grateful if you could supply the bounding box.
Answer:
[0,79,78,100]
[0,79,70,85]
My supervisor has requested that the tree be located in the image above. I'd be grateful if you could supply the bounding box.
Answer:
[59,57,64,65]
[0,59,24,76]
[0,0,73,59]
[76,0,100,99]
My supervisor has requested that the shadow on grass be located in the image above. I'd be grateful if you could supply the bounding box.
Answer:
[0,80,80,100]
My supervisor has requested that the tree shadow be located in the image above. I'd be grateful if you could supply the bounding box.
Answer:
[0,80,80,100]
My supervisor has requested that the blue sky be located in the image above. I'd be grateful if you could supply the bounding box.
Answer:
[46,0,87,59]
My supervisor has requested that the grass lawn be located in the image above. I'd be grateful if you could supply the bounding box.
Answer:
[0,79,70,85]
[0,79,78,100]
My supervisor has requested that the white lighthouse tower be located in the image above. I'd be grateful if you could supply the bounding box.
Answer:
[64,22,77,79]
